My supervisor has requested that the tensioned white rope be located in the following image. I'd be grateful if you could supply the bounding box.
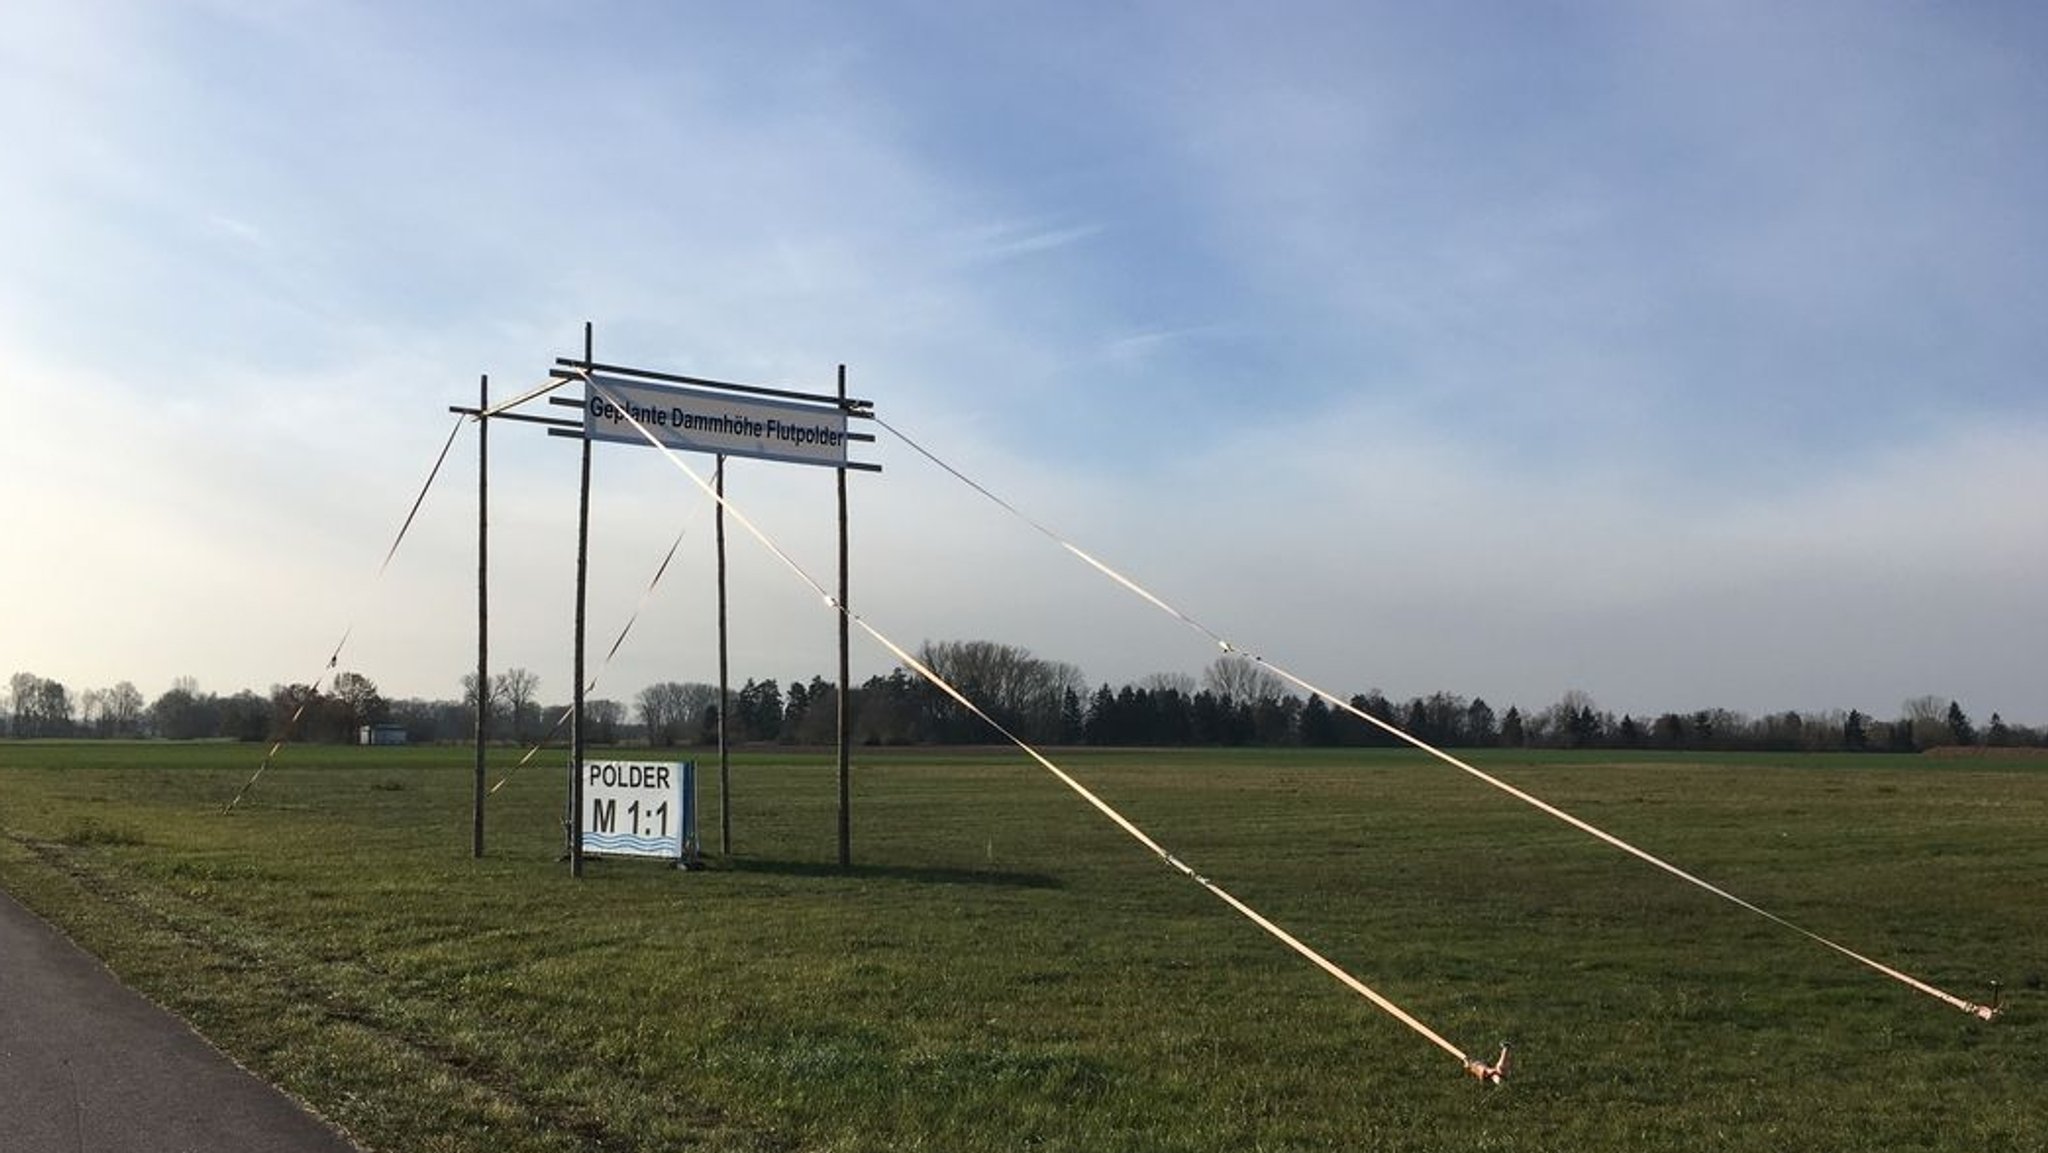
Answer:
[488,704,573,795]
[875,416,1230,647]
[224,412,468,814]
[480,370,585,420]
[875,415,2000,1022]
[589,382,1504,1081]
[866,621,1490,1075]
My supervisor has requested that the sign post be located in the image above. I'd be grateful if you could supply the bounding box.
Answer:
[570,323,594,877]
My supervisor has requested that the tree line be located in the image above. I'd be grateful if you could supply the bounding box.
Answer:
[6,646,2042,752]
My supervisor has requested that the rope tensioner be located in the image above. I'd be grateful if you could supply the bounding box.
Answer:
[1464,1043,1511,1085]
[1976,981,2004,1022]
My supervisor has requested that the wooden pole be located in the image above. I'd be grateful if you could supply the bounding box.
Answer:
[571,322,593,877]
[836,364,851,868]
[474,373,488,859]
[716,455,732,857]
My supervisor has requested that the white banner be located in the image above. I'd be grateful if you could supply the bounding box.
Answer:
[585,374,848,469]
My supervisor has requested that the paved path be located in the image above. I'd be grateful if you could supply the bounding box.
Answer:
[0,888,363,1153]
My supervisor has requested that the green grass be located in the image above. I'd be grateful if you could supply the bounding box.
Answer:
[1,741,2044,1152]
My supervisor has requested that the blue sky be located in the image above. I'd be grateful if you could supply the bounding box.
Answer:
[2,1,2043,724]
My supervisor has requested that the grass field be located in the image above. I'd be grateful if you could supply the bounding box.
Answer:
[2,741,2043,1152]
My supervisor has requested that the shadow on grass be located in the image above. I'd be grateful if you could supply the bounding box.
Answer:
[722,857,1064,890]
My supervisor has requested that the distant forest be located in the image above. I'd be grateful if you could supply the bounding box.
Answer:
[8,641,2042,752]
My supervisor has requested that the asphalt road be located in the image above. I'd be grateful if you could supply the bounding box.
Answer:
[0,888,363,1153]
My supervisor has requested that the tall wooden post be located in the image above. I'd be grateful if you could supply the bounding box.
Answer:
[836,364,851,868]
[716,456,732,857]
[570,322,593,877]
[473,373,489,859]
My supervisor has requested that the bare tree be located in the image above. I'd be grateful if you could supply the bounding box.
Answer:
[635,683,675,746]
[8,671,37,736]
[587,699,625,744]
[460,672,504,739]
[1202,654,1283,706]
[1139,671,1197,697]
[675,682,718,742]
[8,674,74,738]
[104,681,145,737]
[918,640,1086,743]
[496,668,540,742]
[637,681,718,746]
[1901,694,1947,750]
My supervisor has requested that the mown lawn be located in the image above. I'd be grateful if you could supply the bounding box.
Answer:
[1,741,2043,1152]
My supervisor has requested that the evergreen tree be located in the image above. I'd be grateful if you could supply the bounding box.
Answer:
[782,679,811,741]
[1500,706,1526,747]
[1987,712,2012,747]
[1652,713,1686,749]
[1190,690,1229,745]
[1403,698,1431,743]
[1464,698,1498,747]
[1567,705,1604,749]
[1083,684,1118,745]
[1116,685,1146,745]
[1060,687,1085,744]
[1359,691,1399,747]
[1162,689,1197,745]
[1946,701,1976,746]
[1300,695,1338,746]
[1690,709,1718,749]
[1617,714,1642,747]
[736,678,784,742]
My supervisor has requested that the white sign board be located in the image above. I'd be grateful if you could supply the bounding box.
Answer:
[585,374,848,469]
[582,760,695,861]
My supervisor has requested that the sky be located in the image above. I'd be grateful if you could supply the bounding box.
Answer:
[2,0,2043,725]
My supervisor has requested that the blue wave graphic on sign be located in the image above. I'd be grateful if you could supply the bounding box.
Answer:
[582,833,678,856]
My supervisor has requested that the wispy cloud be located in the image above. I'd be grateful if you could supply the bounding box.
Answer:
[952,220,1102,265]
